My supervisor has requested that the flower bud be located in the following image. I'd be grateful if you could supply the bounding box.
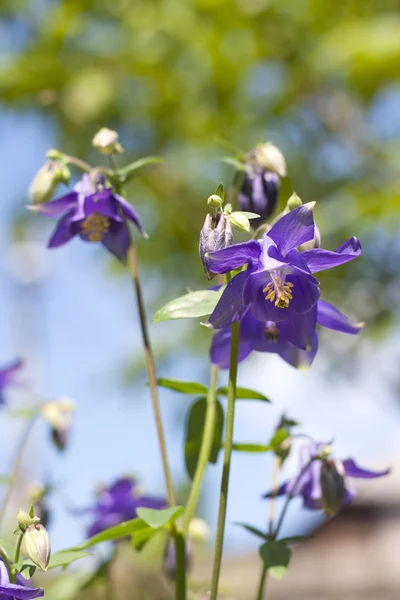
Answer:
[41,397,75,452]
[207,194,223,209]
[29,484,51,529]
[199,214,232,280]
[254,142,287,177]
[320,459,346,516]
[92,128,124,155]
[17,510,40,533]
[286,192,302,212]
[29,161,71,205]
[24,524,51,571]
[238,167,279,227]
[188,518,210,541]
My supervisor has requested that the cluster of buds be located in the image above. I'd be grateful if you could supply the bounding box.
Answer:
[17,507,51,571]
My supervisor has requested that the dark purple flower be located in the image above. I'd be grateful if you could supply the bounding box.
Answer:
[238,167,279,226]
[206,204,361,350]
[33,174,145,262]
[211,300,363,370]
[0,559,43,599]
[0,359,23,406]
[263,441,389,514]
[85,477,167,538]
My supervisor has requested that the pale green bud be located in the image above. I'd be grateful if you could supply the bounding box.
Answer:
[41,397,75,452]
[254,142,287,177]
[24,523,51,571]
[320,459,346,517]
[17,510,39,533]
[92,128,124,155]
[286,192,303,211]
[188,518,210,541]
[229,211,250,232]
[29,161,71,205]
[207,194,223,209]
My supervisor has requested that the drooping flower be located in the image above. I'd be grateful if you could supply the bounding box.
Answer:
[206,203,361,350]
[211,300,363,370]
[238,167,279,227]
[0,359,23,406]
[84,477,167,538]
[31,174,145,261]
[263,440,389,515]
[0,558,43,599]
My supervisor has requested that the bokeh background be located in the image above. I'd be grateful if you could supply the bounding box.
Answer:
[1,0,400,598]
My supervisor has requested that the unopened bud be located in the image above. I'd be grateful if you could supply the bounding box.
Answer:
[207,194,223,209]
[92,128,124,155]
[254,142,286,177]
[17,510,39,533]
[285,192,302,212]
[239,168,279,227]
[188,518,210,541]
[229,211,250,232]
[29,161,71,205]
[24,523,51,571]
[42,397,75,452]
[199,214,232,280]
[320,459,346,516]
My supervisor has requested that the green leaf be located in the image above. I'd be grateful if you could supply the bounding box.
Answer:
[234,522,268,541]
[184,398,224,479]
[18,563,37,580]
[153,289,223,323]
[131,525,158,550]
[48,550,92,569]
[116,156,162,180]
[157,377,208,395]
[259,541,291,580]
[232,443,271,453]
[239,211,261,219]
[215,182,224,200]
[217,386,271,402]
[136,506,183,529]
[268,428,290,450]
[279,535,311,545]
[68,518,146,550]
[221,157,245,171]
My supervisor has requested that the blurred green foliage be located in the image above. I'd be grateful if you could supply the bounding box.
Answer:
[1,0,399,335]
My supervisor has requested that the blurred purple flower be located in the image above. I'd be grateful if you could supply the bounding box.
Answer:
[33,174,145,261]
[0,559,43,599]
[85,477,167,538]
[263,441,389,515]
[238,167,279,226]
[0,359,23,406]
[211,300,363,370]
[206,204,361,350]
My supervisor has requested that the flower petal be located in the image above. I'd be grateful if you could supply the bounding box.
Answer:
[262,480,292,499]
[243,269,269,305]
[210,327,253,369]
[48,211,78,248]
[286,273,320,314]
[32,191,78,217]
[250,288,290,322]
[0,359,23,388]
[207,270,249,328]
[102,222,130,262]
[268,202,315,255]
[279,333,318,369]
[317,301,364,335]
[84,190,121,220]
[113,194,146,235]
[206,241,261,274]
[277,305,317,350]
[0,584,44,599]
[342,459,390,479]
[301,237,361,273]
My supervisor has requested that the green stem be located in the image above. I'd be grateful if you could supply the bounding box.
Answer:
[209,319,240,600]
[183,364,219,533]
[14,533,24,565]
[63,155,93,173]
[173,532,187,599]
[0,548,13,582]
[0,415,39,533]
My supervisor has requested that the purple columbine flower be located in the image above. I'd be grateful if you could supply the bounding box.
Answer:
[0,359,23,406]
[238,167,279,227]
[32,174,145,262]
[263,441,389,515]
[0,559,43,599]
[206,203,361,350]
[211,300,363,370]
[84,477,167,538]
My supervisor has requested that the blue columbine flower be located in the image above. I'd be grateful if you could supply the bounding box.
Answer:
[211,300,363,370]
[0,559,43,599]
[206,203,361,350]
[84,477,167,538]
[31,174,145,262]
[263,441,389,515]
[0,359,23,406]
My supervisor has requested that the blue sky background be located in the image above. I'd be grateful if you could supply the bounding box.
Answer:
[0,106,399,557]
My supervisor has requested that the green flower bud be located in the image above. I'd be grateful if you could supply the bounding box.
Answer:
[24,523,51,571]
[92,128,124,155]
[229,211,250,232]
[286,192,303,212]
[320,459,346,516]
[254,142,287,177]
[17,510,39,533]
[29,161,71,205]
[207,194,223,209]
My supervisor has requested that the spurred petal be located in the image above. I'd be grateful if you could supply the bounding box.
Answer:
[279,333,318,369]
[113,194,145,235]
[342,459,390,479]
[211,327,253,369]
[268,202,315,255]
[102,222,130,262]
[206,241,261,274]
[277,305,317,350]
[32,191,78,217]
[317,301,364,335]
[0,584,44,599]
[207,270,249,328]
[48,211,78,248]
[302,237,361,274]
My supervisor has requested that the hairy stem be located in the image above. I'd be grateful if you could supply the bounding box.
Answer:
[209,319,240,599]
[183,365,219,533]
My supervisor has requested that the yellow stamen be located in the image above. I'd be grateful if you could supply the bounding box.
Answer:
[81,213,110,242]
[263,279,294,308]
